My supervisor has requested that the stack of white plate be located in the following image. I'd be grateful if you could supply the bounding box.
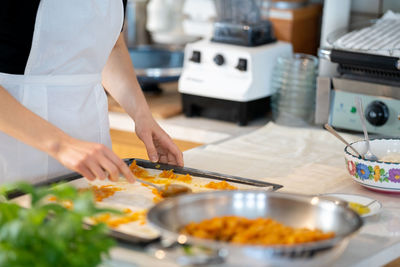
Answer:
[270,53,318,127]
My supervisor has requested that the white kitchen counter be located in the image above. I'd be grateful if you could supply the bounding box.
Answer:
[108,122,400,267]
[109,111,269,144]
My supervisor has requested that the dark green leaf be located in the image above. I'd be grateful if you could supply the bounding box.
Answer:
[368,166,373,172]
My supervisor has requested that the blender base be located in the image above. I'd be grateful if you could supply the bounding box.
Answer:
[181,93,270,126]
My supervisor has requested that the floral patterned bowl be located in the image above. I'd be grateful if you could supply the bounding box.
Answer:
[344,139,400,193]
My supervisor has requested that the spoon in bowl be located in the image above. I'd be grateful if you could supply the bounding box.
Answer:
[135,177,192,198]
[324,124,363,158]
[355,97,379,161]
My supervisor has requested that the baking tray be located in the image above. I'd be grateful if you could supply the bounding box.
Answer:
[7,158,283,245]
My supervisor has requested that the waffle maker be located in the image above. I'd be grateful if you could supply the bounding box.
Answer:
[317,16,400,136]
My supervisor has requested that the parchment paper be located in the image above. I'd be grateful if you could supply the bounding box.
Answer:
[184,123,363,195]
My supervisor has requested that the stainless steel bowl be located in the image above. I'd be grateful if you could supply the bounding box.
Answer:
[147,191,363,267]
[128,45,183,82]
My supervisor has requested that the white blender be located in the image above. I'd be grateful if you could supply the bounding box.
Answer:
[179,0,292,125]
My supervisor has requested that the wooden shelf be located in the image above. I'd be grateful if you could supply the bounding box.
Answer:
[110,129,202,160]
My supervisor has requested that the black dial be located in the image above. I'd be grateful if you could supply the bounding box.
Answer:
[190,51,201,63]
[236,58,247,71]
[213,54,225,66]
[365,101,389,126]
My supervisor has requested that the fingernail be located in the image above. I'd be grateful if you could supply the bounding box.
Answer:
[150,156,158,162]
[124,173,135,183]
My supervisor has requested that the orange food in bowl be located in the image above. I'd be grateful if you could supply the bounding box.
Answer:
[181,216,335,245]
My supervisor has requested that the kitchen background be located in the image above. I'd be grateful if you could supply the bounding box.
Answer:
[13,1,397,266]
[109,0,400,160]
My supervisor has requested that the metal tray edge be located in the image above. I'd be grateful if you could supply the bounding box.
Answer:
[129,158,283,191]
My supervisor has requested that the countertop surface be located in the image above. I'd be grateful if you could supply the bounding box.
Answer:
[107,122,400,267]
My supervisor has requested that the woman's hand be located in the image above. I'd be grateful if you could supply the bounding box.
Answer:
[135,113,184,167]
[51,136,135,182]
[101,34,183,167]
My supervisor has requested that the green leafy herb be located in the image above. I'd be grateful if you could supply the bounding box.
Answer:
[0,182,117,267]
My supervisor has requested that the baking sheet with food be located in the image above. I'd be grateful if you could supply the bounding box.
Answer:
[11,159,282,243]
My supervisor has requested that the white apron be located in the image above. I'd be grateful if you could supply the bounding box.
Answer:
[0,0,124,183]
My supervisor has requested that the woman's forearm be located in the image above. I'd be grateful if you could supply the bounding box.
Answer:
[0,85,135,181]
[0,85,68,157]
[102,34,151,121]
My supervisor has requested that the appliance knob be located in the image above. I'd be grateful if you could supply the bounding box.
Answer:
[213,54,225,66]
[236,58,248,71]
[190,51,201,63]
[365,101,389,126]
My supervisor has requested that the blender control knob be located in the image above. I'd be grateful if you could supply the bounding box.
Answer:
[213,54,225,66]
[190,51,201,63]
[365,101,389,126]
[236,58,248,71]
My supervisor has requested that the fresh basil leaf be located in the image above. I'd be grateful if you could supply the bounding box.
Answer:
[0,182,116,267]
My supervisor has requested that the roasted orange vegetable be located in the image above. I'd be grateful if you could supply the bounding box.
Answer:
[176,174,192,183]
[181,216,335,246]
[205,181,237,190]
[80,185,123,202]
[129,160,154,179]
[159,169,177,179]
[151,188,163,203]
[92,209,147,228]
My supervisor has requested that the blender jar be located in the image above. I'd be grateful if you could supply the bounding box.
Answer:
[212,0,275,46]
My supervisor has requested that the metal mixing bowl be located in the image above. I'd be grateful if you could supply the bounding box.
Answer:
[147,191,363,267]
[129,45,183,83]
